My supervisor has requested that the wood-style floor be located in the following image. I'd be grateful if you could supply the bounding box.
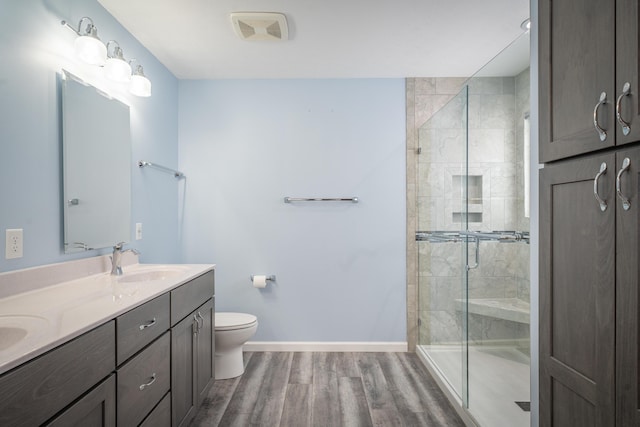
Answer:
[192,352,465,426]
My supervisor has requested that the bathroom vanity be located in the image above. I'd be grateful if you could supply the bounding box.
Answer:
[0,258,214,427]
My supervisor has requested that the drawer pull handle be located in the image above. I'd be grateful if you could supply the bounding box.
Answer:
[616,157,631,211]
[616,82,632,136]
[593,162,608,211]
[593,91,608,141]
[139,373,157,390]
[139,318,157,330]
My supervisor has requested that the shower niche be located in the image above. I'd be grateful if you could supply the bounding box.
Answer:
[452,175,483,224]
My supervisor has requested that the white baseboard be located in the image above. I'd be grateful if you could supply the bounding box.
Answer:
[244,341,408,352]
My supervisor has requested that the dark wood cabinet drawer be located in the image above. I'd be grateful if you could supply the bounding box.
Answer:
[171,270,214,325]
[46,374,116,427]
[140,392,171,427]
[0,321,115,427]
[117,332,170,427]
[116,293,170,365]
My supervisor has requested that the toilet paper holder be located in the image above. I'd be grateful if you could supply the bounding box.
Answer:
[250,275,276,282]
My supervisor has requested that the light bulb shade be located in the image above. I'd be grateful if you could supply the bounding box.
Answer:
[130,74,151,97]
[74,34,106,65]
[104,57,132,82]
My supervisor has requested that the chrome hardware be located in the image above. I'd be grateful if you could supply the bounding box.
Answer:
[416,230,530,244]
[139,318,157,330]
[110,243,141,276]
[250,275,276,283]
[67,198,79,206]
[193,314,200,334]
[138,160,185,178]
[197,312,205,332]
[284,197,358,203]
[465,235,480,271]
[616,82,632,136]
[593,92,608,141]
[594,162,608,211]
[616,157,631,211]
[139,373,156,391]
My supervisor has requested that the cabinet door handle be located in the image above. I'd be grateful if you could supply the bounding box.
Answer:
[138,318,157,330]
[139,373,157,390]
[593,162,608,211]
[616,157,631,211]
[197,312,204,332]
[616,82,632,136]
[193,315,199,335]
[593,91,608,141]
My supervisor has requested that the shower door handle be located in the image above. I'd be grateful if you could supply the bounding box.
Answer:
[466,235,479,271]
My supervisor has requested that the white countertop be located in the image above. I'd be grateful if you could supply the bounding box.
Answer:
[0,261,214,375]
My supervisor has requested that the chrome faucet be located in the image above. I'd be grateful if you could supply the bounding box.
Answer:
[110,242,140,276]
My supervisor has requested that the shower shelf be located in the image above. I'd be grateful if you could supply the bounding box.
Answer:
[456,298,530,324]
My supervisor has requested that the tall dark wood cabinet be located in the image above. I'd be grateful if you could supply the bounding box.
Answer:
[539,0,640,163]
[540,153,616,426]
[539,0,640,425]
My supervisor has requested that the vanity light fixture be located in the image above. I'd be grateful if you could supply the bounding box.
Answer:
[129,64,152,97]
[62,17,152,97]
[61,17,107,65]
[104,41,132,83]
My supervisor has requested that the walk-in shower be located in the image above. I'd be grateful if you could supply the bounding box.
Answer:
[415,32,531,427]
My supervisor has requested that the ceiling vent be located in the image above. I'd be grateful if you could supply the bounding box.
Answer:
[230,12,289,41]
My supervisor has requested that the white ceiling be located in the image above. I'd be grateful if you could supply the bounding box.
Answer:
[98,0,530,80]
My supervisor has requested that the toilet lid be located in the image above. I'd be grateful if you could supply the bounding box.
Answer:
[215,312,257,331]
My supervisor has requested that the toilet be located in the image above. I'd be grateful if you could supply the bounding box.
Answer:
[214,312,258,379]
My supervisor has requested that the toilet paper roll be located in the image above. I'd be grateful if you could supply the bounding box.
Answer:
[252,275,267,288]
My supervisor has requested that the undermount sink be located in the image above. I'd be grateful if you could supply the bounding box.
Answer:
[0,315,48,352]
[117,268,185,284]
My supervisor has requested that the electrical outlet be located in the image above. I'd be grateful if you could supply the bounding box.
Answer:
[135,223,143,240]
[6,229,23,259]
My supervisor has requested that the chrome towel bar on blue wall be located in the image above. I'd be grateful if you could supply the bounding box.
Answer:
[138,160,185,178]
[284,197,358,203]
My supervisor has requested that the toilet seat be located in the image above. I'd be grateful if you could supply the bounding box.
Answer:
[215,312,257,331]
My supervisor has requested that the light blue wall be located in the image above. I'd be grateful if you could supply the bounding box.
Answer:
[178,79,407,342]
[0,0,180,272]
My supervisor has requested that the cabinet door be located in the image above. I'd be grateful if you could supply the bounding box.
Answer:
[616,147,640,425]
[46,375,116,427]
[539,0,616,162]
[539,152,616,426]
[171,311,197,427]
[196,298,214,403]
[0,322,115,427]
[616,0,640,144]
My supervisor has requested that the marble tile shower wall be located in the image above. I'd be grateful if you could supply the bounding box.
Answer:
[410,72,531,348]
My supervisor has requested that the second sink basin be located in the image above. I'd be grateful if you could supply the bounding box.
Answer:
[117,267,186,284]
[0,315,49,352]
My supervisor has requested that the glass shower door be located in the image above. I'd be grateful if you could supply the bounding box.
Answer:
[417,85,469,406]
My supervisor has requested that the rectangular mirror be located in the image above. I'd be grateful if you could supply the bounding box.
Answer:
[62,71,131,253]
